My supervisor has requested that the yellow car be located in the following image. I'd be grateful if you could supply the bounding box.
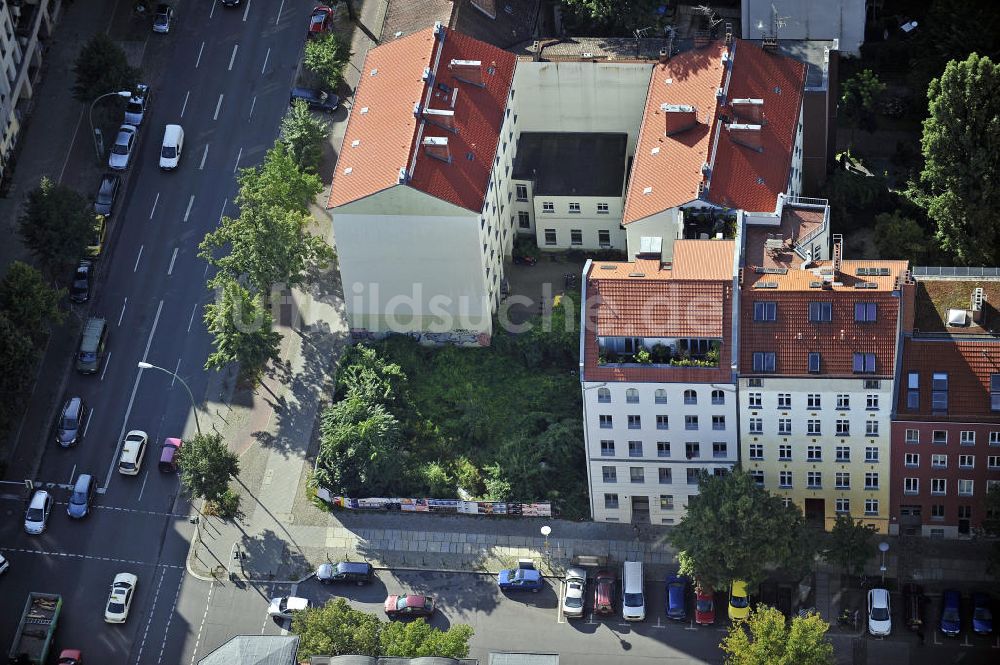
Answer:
[86,214,107,258]
[728,580,750,621]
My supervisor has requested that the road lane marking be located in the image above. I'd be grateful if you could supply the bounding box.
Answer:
[261,47,270,75]
[199,144,209,170]
[138,470,149,502]
[209,1,216,19]
[68,465,76,485]
[150,192,160,219]
[100,352,112,381]
[188,303,198,333]
[119,298,128,326]
[167,248,178,275]
[184,195,195,221]
[190,581,216,665]
[181,91,190,118]
[134,245,144,272]
[84,408,94,438]
[171,358,181,387]
[135,566,168,665]
[228,44,239,71]
[233,147,242,172]
[276,0,284,25]
[213,94,224,120]
[0,546,184,569]
[219,197,228,222]
[248,95,256,121]
[243,0,252,22]
[158,572,185,664]
[48,501,187,517]
[195,42,205,68]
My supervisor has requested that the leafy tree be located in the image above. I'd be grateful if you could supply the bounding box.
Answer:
[840,69,885,127]
[237,142,323,213]
[314,394,404,496]
[0,261,65,341]
[670,469,814,590]
[176,432,239,502]
[0,312,39,431]
[824,514,876,577]
[292,598,380,659]
[919,53,1000,265]
[720,605,834,665]
[18,178,94,278]
[560,0,658,33]
[203,277,282,383]
[303,32,352,90]
[280,99,330,173]
[72,33,141,103]
[982,484,1000,574]
[873,211,926,263]
[380,619,473,658]
[335,344,410,409]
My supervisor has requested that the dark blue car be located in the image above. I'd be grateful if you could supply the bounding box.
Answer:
[666,574,688,621]
[498,566,544,592]
[940,589,962,636]
[973,593,993,635]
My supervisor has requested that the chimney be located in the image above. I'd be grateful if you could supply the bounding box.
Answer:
[422,108,456,132]
[658,48,669,64]
[422,136,451,163]
[971,287,985,323]
[832,233,843,274]
[449,59,484,87]
[726,123,763,151]
[661,104,698,136]
[731,98,764,124]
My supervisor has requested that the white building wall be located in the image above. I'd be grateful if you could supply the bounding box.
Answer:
[788,106,805,198]
[584,380,739,523]
[534,195,625,251]
[741,0,866,56]
[624,208,685,260]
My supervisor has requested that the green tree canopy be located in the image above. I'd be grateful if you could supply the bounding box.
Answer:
[0,311,40,431]
[236,142,323,213]
[823,514,876,577]
[280,99,331,173]
[720,605,834,665]
[380,620,473,658]
[873,211,926,263]
[314,394,404,496]
[303,32,352,90]
[670,469,814,590]
[920,53,1000,265]
[840,69,885,127]
[292,598,381,659]
[176,432,239,502]
[982,484,1000,573]
[0,261,64,341]
[203,277,282,383]
[335,344,410,409]
[18,178,94,279]
[72,33,141,103]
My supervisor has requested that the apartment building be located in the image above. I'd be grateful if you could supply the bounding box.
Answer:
[580,239,739,523]
[890,271,1000,538]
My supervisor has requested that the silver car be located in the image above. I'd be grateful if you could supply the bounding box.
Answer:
[108,124,137,170]
[124,84,150,126]
[24,490,52,535]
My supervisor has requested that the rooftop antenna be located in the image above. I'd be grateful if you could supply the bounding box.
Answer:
[761,3,789,50]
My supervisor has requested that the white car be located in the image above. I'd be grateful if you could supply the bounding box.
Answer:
[108,124,137,170]
[562,567,587,618]
[105,572,137,623]
[24,490,52,535]
[124,84,150,126]
[868,587,892,636]
[118,430,148,475]
[267,596,309,619]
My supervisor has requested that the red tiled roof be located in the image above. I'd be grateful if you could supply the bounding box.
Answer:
[328,27,515,213]
[896,338,1000,422]
[707,41,806,212]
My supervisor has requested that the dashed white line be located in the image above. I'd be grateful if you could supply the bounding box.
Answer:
[228,44,239,71]
[213,94,224,120]
[0,546,184,569]
[187,303,198,333]
[149,192,160,219]
[138,470,149,502]
[248,95,257,121]
[180,90,190,118]
[118,298,128,326]
[171,358,181,388]
[275,0,285,25]
[219,198,228,222]
[167,248,179,276]
[184,195,195,222]
[190,581,216,665]
[100,352,112,381]
[134,245,144,272]
[83,408,94,438]
[243,0,253,22]
[209,1,216,19]
[199,144,210,170]
[158,572,185,664]
[233,147,243,172]
[68,465,76,486]
[195,42,205,68]
[135,566,167,665]
[261,47,270,75]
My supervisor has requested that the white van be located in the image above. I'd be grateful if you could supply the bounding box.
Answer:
[622,560,645,621]
[159,124,184,170]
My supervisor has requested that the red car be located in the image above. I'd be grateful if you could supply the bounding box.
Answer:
[307,5,334,37]
[695,586,715,625]
[58,651,83,665]
[384,594,435,618]
[593,569,615,615]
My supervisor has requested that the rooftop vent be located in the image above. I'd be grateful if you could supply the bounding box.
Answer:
[753,266,788,275]
[726,123,763,151]
[643,186,652,195]
[731,98,764,124]
[422,67,433,83]
[433,20,445,38]
[628,272,646,278]
[716,87,726,102]
[412,102,422,117]
[856,267,891,276]
[755,281,778,289]
[972,287,985,323]
[809,281,823,288]
[854,282,878,289]
[422,136,451,163]
[449,59,485,87]
[947,308,970,327]
[659,48,669,64]
[661,104,698,136]
[600,265,617,270]
[397,167,408,183]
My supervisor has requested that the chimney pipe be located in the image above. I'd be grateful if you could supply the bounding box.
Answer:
[726,123,764,152]
[658,48,669,64]
[422,136,452,163]
[449,59,485,87]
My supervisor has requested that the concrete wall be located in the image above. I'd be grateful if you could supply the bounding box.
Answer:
[624,208,684,261]
[534,194,625,251]
[742,0,866,56]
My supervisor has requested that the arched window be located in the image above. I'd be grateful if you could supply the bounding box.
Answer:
[654,389,668,404]
[597,387,611,403]
[684,389,697,405]
[712,389,725,405]
[626,388,639,404]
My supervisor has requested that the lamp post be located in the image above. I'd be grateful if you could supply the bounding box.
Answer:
[540,525,551,566]
[90,90,132,162]
[878,541,890,585]
[137,361,202,435]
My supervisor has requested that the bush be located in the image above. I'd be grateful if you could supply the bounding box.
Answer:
[207,488,240,518]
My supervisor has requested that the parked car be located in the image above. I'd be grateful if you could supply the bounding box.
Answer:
[267,596,309,619]
[24,490,51,534]
[665,574,688,621]
[316,561,374,585]
[118,430,148,475]
[384,594,434,618]
[108,124,137,170]
[290,87,339,113]
[728,580,750,622]
[903,583,925,632]
[220,0,241,6]
[158,437,182,473]
[695,585,715,625]
[104,572,137,623]
[87,214,107,258]
[57,650,83,665]
[972,592,993,635]
[152,4,175,33]
[307,5,334,36]
[940,589,962,636]
[55,396,88,447]
[867,588,892,636]
[0,552,8,575]
[67,474,96,519]
[124,84,151,126]
[621,560,645,621]
[498,563,544,592]
[70,260,92,303]
[593,569,614,615]
[562,567,587,618]
[94,173,121,215]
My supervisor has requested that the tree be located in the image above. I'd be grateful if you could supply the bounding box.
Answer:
[380,619,473,658]
[840,69,885,126]
[0,262,65,342]
[203,277,282,383]
[314,394,404,496]
[335,344,410,408]
[720,605,834,665]
[303,32,352,90]
[670,469,814,590]
[0,312,39,431]
[919,53,1000,265]
[559,0,659,33]
[292,598,381,659]
[72,33,141,103]
[873,211,926,263]
[982,484,1000,574]
[236,142,323,213]
[18,178,94,278]
[176,432,239,502]
[280,99,330,173]
[824,514,876,578]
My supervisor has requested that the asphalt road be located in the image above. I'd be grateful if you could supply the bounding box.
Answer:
[0,1,321,663]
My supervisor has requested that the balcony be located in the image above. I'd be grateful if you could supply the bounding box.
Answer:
[597,338,721,368]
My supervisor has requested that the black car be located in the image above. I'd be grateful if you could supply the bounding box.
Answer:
[220,0,241,5]
[290,87,339,113]
[316,561,374,585]
[56,396,88,447]
[70,260,92,303]
[94,173,121,216]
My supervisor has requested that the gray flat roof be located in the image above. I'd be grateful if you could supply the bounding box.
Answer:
[512,132,627,197]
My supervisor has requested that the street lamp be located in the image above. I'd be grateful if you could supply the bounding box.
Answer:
[90,90,132,162]
[137,361,202,435]
[878,541,890,584]
[540,525,551,566]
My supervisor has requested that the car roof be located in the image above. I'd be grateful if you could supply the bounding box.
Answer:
[64,396,83,414]
[73,474,92,490]
[114,572,137,585]
[163,437,182,449]
[731,580,748,594]
[30,490,49,506]
[337,561,370,572]
[870,588,889,604]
